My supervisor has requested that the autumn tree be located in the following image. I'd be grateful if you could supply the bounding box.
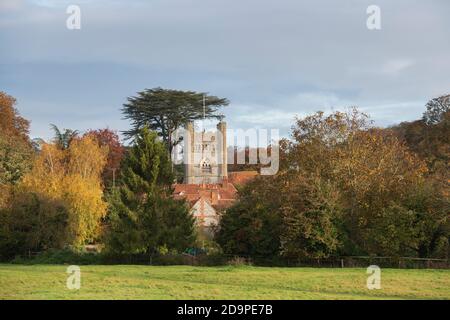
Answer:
[0,92,33,208]
[106,128,195,256]
[122,88,229,152]
[218,109,449,259]
[84,129,125,188]
[0,92,30,139]
[0,135,109,257]
[392,99,449,196]
[287,110,446,257]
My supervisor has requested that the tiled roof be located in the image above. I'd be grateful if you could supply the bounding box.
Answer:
[173,182,238,209]
[173,172,258,210]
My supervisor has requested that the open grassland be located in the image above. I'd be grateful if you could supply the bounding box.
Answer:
[0,264,448,300]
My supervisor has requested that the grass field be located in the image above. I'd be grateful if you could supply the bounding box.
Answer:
[0,264,449,300]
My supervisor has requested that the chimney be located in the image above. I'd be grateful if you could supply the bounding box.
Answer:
[222,176,228,187]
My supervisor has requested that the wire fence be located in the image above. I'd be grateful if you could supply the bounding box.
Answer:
[100,253,450,269]
[15,250,450,269]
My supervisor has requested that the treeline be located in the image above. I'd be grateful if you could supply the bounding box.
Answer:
[0,89,448,262]
[217,99,449,260]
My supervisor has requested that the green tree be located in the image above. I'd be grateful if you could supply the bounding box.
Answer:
[122,87,229,152]
[280,176,342,259]
[0,135,33,185]
[216,176,283,258]
[106,128,195,256]
[50,124,79,150]
[0,92,33,205]
[0,193,69,260]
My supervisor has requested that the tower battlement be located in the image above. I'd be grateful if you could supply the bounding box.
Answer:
[184,121,227,184]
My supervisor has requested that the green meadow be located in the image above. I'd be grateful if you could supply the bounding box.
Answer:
[0,264,448,300]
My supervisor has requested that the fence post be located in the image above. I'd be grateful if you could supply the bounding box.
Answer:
[341,259,344,268]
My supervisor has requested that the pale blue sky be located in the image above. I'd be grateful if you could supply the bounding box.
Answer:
[1,0,449,141]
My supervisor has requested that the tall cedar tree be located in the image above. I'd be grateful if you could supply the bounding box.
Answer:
[106,128,195,255]
[121,88,229,152]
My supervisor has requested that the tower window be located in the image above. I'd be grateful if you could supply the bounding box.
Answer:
[200,158,212,173]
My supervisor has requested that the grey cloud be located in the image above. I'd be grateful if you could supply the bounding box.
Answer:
[0,0,449,140]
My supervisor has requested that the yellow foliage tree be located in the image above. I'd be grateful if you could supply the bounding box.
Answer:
[20,136,108,247]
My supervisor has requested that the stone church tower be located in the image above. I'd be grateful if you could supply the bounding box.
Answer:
[184,121,227,184]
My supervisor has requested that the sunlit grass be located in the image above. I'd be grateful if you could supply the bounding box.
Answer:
[0,264,448,300]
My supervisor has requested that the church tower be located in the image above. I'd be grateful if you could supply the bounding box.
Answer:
[184,121,227,184]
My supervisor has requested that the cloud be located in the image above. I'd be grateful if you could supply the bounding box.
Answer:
[0,0,448,140]
[0,0,24,11]
[381,59,415,75]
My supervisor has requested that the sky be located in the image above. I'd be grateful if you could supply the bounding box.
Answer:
[1,0,449,142]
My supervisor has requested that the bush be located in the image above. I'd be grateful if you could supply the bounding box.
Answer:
[0,193,69,260]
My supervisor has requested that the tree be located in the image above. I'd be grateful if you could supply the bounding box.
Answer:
[0,193,69,260]
[280,176,342,259]
[423,94,450,125]
[120,127,174,194]
[218,108,448,259]
[122,87,229,152]
[0,92,30,139]
[84,129,125,188]
[289,110,446,257]
[392,106,449,191]
[366,182,448,258]
[216,176,283,258]
[106,128,195,256]
[1,135,109,259]
[50,124,79,150]
[0,92,33,191]
[0,134,33,185]
[19,136,108,247]
[335,130,431,256]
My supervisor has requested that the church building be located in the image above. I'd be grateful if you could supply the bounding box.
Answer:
[173,121,257,235]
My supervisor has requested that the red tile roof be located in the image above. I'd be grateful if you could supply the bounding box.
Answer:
[173,171,258,210]
[173,182,238,209]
